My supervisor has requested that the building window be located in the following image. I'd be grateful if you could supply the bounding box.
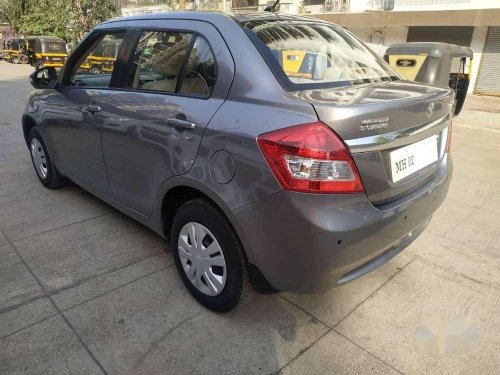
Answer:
[303,0,324,5]
[232,0,259,8]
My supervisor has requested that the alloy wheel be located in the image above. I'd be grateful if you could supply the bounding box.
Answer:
[178,222,227,296]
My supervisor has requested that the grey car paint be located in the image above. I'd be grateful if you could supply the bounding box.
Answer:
[97,20,235,215]
[23,12,454,293]
[291,81,454,204]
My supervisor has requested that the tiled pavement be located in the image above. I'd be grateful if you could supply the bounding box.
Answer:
[1,62,499,374]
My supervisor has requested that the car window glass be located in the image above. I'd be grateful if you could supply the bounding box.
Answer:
[180,36,217,97]
[130,31,192,93]
[44,42,66,53]
[69,32,125,88]
[242,20,398,88]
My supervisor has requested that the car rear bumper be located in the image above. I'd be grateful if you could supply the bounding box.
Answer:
[233,155,452,293]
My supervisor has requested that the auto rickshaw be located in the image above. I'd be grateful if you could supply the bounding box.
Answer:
[24,36,68,69]
[80,39,122,74]
[384,42,473,116]
[2,38,25,63]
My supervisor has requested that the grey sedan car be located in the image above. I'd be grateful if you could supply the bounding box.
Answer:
[24,12,454,312]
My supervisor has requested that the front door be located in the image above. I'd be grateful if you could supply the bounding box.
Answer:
[44,31,127,193]
[100,21,234,215]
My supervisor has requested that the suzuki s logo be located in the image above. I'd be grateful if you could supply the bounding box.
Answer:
[360,117,389,132]
[426,102,435,119]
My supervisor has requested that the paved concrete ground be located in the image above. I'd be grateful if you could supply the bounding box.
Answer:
[0,61,499,375]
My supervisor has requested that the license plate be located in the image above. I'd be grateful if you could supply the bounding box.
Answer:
[390,135,438,183]
[52,58,62,61]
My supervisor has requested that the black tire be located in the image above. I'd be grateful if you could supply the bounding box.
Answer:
[90,65,101,74]
[171,199,253,312]
[11,56,19,64]
[28,127,65,189]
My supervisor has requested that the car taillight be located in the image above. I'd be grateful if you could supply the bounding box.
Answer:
[257,121,364,194]
[445,120,452,153]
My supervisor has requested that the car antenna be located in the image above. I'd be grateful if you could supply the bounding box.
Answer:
[264,0,280,12]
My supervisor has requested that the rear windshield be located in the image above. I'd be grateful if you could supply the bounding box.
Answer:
[242,19,399,90]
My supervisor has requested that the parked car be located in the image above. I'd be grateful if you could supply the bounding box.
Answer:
[23,12,454,312]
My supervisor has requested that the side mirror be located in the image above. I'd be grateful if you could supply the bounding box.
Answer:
[30,67,58,89]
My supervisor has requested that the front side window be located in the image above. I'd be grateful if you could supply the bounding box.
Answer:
[242,20,399,89]
[129,31,217,97]
[69,32,126,87]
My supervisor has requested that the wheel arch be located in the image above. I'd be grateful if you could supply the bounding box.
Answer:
[157,179,251,259]
[158,182,277,294]
[22,115,38,146]
[161,185,234,240]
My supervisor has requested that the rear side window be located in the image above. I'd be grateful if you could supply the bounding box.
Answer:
[130,31,192,93]
[128,31,217,97]
[242,20,399,90]
[180,37,217,97]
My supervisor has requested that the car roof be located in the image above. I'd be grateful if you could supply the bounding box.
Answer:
[100,10,233,25]
[232,11,331,24]
[99,10,336,27]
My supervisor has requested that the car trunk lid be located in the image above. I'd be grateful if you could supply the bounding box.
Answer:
[290,80,454,205]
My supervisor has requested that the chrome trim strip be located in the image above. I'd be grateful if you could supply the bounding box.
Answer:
[346,115,451,153]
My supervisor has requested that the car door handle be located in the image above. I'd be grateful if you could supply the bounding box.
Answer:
[83,105,101,114]
[166,118,196,130]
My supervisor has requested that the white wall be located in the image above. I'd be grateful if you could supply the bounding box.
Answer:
[469,26,488,93]
[349,0,500,13]
[393,0,500,12]
[348,26,408,47]
[121,5,172,16]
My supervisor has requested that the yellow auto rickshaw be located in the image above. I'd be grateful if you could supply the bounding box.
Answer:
[80,39,122,74]
[2,38,25,64]
[25,36,68,69]
[385,42,473,116]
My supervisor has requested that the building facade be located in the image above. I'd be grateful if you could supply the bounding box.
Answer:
[306,0,500,95]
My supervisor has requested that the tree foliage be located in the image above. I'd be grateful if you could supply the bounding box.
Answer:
[70,0,117,40]
[0,0,117,41]
[0,0,23,32]
[17,0,70,38]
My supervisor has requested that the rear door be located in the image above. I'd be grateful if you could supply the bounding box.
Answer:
[100,20,234,215]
